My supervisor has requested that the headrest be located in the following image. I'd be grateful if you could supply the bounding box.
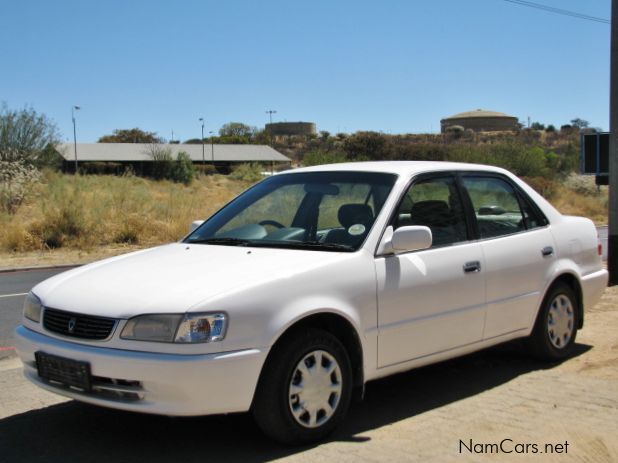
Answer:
[410,200,451,226]
[338,204,374,229]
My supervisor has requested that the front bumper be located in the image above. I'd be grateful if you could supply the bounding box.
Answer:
[15,325,268,416]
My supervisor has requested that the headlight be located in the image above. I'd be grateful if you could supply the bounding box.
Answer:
[120,313,227,343]
[174,313,227,343]
[23,292,42,323]
[120,314,182,342]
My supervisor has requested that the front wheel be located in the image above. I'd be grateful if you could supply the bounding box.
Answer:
[529,282,579,361]
[252,328,353,444]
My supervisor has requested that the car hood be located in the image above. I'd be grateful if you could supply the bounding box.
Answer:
[33,243,344,319]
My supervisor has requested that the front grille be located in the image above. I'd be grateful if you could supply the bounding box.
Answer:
[43,308,116,340]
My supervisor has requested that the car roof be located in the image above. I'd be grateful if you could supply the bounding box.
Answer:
[281,161,510,177]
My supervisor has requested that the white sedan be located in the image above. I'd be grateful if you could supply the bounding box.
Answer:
[15,161,607,443]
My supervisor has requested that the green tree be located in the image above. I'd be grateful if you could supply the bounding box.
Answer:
[531,122,545,130]
[0,103,60,163]
[219,122,256,137]
[570,118,589,129]
[98,128,162,143]
[342,131,392,160]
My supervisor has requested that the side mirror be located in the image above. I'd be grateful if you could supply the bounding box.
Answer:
[390,226,432,253]
[190,220,204,233]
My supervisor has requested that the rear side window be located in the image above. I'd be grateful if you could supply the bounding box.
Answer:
[461,176,532,239]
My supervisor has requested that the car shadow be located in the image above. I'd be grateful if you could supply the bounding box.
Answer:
[0,341,591,462]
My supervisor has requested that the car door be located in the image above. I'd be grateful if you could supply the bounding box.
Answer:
[376,173,486,367]
[460,174,555,339]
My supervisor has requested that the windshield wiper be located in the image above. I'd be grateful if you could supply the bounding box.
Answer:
[254,241,355,252]
[186,237,250,246]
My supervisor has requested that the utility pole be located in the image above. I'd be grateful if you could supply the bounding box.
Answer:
[265,109,277,146]
[71,106,80,174]
[199,118,205,164]
[609,0,618,285]
[209,131,214,164]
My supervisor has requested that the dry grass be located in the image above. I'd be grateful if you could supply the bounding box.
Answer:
[0,171,250,266]
[551,186,609,224]
[547,175,608,225]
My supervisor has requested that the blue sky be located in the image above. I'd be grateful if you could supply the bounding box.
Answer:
[0,0,611,142]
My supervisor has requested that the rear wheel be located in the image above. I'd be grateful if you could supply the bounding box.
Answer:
[252,328,352,444]
[529,282,578,361]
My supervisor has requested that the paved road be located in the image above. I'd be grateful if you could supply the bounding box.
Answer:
[0,268,67,357]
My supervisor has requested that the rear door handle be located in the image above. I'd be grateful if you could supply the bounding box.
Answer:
[463,261,481,273]
[541,246,554,257]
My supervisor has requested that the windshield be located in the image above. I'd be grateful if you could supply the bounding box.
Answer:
[185,171,397,252]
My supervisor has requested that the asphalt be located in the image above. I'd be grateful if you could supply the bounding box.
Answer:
[0,268,66,357]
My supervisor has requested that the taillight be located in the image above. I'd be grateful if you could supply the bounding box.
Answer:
[598,234,603,256]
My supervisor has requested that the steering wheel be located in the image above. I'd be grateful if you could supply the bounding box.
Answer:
[259,220,285,229]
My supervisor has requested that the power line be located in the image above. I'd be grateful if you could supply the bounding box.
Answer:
[501,0,610,24]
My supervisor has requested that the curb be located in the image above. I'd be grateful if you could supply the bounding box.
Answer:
[0,264,81,275]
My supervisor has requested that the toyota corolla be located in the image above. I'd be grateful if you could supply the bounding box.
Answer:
[15,161,608,443]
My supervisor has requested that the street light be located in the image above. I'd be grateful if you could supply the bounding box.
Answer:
[265,109,277,146]
[72,106,80,174]
[199,117,205,164]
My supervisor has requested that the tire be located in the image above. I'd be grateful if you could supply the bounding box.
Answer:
[252,328,353,444]
[529,282,579,361]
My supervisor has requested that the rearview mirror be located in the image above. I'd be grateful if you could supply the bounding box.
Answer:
[304,183,340,195]
[391,226,432,252]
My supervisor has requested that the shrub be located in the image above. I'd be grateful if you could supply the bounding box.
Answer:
[36,208,83,248]
[115,229,139,244]
[195,164,217,176]
[170,151,197,185]
[146,144,174,180]
[229,163,264,182]
[29,176,87,248]
[563,173,599,196]
[342,131,392,160]
[303,150,347,166]
[0,223,38,252]
[0,161,41,213]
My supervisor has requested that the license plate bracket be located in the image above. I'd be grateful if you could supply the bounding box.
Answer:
[35,351,92,392]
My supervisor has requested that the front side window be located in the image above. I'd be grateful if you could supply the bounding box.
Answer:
[394,176,468,247]
[462,176,526,239]
[185,171,397,251]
